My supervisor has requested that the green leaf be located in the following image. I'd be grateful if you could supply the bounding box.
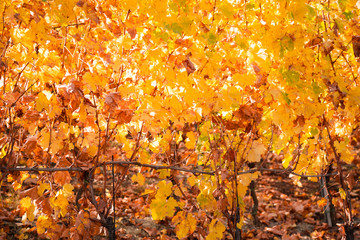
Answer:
[171,23,183,34]
[343,10,354,20]
[246,3,255,10]
[312,82,323,95]
[155,28,169,41]
[282,70,299,86]
[281,92,291,105]
[310,127,319,136]
[235,35,249,49]
[207,32,217,45]
[334,18,344,34]
[179,16,193,34]
[306,5,316,19]
[220,2,235,19]
[280,36,294,58]
[338,0,347,12]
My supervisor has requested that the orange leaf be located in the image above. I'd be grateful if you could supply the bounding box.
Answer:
[54,171,71,186]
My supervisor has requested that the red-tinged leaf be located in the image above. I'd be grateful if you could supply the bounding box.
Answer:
[22,136,38,155]
[4,92,20,106]
[265,225,284,236]
[19,186,38,199]
[175,38,193,48]
[127,28,137,39]
[54,171,71,186]
[291,202,305,213]
[104,92,122,110]
[24,110,41,122]
[183,58,196,75]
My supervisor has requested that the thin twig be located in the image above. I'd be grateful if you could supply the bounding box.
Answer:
[323,116,353,225]
[52,22,86,29]
[112,158,116,239]
[13,62,30,90]
[115,65,123,92]
[11,81,38,107]
[212,0,216,24]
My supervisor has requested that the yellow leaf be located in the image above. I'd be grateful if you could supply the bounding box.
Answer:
[158,169,171,179]
[185,132,197,149]
[174,213,196,239]
[187,213,197,234]
[50,135,63,155]
[20,172,30,184]
[82,72,106,92]
[20,197,35,222]
[187,175,197,187]
[282,154,292,169]
[54,0,77,25]
[49,94,62,118]
[120,35,133,50]
[27,206,35,222]
[167,95,183,115]
[62,183,74,197]
[334,141,353,164]
[348,86,360,106]
[174,187,182,197]
[247,141,266,162]
[53,193,69,217]
[20,196,32,210]
[131,173,145,186]
[0,144,7,159]
[156,180,173,198]
[123,0,139,11]
[38,182,50,196]
[173,211,188,239]
[87,145,98,157]
[150,181,178,220]
[36,215,52,235]
[141,188,155,196]
[13,181,22,191]
[339,188,346,200]
[219,1,235,19]
[236,221,243,229]
[206,219,226,240]
[35,91,51,112]
[38,128,50,151]
[233,73,256,87]
[150,196,178,221]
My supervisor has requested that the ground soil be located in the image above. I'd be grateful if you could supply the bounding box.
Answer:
[1,161,359,240]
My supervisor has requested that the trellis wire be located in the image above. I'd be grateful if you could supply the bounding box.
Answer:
[1,160,337,178]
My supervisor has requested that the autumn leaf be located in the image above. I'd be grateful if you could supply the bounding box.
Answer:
[247,141,266,163]
[172,211,197,239]
[131,172,145,186]
[20,197,35,222]
[0,144,7,159]
[317,198,328,209]
[36,215,52,235]
[54,171,71,186]
[38,182,50,196]
[150,181,180,220]
[155,180,173,199]
[339,188,346,200]
[206,219,226,240]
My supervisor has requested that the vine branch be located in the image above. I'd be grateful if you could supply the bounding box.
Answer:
[1,162,338,178]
